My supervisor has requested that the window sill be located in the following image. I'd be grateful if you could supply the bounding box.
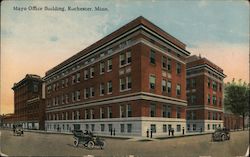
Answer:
[120,88,131,92]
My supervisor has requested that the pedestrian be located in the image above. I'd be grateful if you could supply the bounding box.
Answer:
[171,128,174,136]
[110,128,113,136]
[146,129,149,138]
[200,127,203,133]
[168,128,171,136]
[182,127,185,135]
[150,129,153,138]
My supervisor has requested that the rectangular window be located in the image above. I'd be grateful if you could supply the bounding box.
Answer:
[107,81,112,94]
[91,124,95,131]
[176,84,181,96]
[61,80,65,88]
[176,63,181,74]
[90,87,95,97]
[127,124,132,133]
[187,124,190,131]
[120,78,126,91]
[208,94,211,104]
[127,51,131,64]
[127,104,132,117]
[65,78,68,87]
[76,111,80,120]
[90,67,94,78]
[212,81,217,91]
[177,107,181,118]
[191,79,196,88]
[101,124,105,132]
[150,104,156,117]
[186,79,190,89]
[108,124,113,132]
[76,73,81,82]
[85,124,89,130]
[84,70,89,80]
[193,124,196,131]
[167,81,172,94]
[212,95,217,105]
[191,95,196,104]
[84,88,89,99]
[127,76,132,89]
[162,56,167,68]
[163,124,167,132]
[167,105,171,118]
[76,90,81,101]
[176,125,181,132]
[100,62,105,74]
[61,95,65,104]
[208,111,211,120]
[150,50,156,64]
[72,75,76,84]
[120,105,126,118]
[100,83,105,96]
[162,105,167,117]
[107,58,112,71]
[85,109,89,119]
[120,53,126,66]
[149,75,156,90]
[90,109,94,119]
[212,112,216,120]
[162,80,167,92]
[107,107,112,118]
[167,58,171,71]
[72,92,76,102]
[150,124,156,133]
[100,108,104,119]
[120,124,125,133]
[207,79,211,88]
[65,94,69,104]
[207,124,210,130]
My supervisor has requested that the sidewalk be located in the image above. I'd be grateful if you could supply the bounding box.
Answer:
[1,128,248,142]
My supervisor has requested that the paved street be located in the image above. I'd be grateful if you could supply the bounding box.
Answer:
[0,129,249,157]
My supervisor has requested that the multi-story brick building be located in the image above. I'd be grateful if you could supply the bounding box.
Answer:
[186,55,226,132]
[10,74,45,130]
[44,16,190,137]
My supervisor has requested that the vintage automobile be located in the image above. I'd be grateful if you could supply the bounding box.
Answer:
[212,128,230,141]
[72,130,105,149]
[13,124,24,136]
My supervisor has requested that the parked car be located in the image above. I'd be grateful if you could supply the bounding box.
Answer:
[13,124,24,136]
[72,130,105,149]
[212,128,230,141]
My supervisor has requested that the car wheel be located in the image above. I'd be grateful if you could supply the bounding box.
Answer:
[73,140,79,147]
[100,141,105,149]
[87,141,95,149]
[221,135,226,141]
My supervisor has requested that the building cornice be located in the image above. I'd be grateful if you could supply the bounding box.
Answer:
[46,92,187,113]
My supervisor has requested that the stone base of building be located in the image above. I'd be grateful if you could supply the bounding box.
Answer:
[187,120,223,132]
[45,117,186,137]
[3,121,40,130]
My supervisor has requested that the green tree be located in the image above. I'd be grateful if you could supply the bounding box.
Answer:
[224,79,249,130]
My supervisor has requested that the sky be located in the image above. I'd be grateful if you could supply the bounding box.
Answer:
[1,0,249,114]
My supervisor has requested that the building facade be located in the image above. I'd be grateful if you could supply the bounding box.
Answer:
[186,55,226,132]
[10,74,45,130]
[44,16,190,137]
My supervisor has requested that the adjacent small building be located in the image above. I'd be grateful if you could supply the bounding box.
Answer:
[10,74,45,130]
[186,55,226,132]
[223,112,243,130]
